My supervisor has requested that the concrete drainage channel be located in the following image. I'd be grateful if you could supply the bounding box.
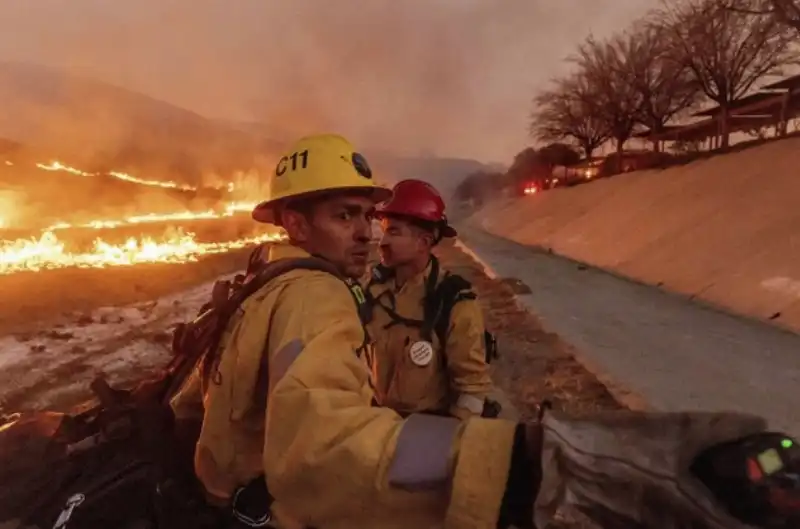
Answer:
[453,237,642,420]
[457,236,650,414]
[456,226,800,437]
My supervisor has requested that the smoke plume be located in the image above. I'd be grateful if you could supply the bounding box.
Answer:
[0,0,656,164]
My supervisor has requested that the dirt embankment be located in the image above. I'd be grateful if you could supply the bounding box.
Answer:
[471,136,800,333]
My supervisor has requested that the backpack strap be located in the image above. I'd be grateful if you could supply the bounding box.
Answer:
[427,274,499,367]
[426,272,475,359]
[243,257,371,407]
[345,279,371,333]
[241,256,344,302]
[363,263,394,326]
[418,256,442,341]
[368,257,443,336]
[198,256,348,391]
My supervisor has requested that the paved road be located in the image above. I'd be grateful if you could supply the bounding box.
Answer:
[458,225,800,437]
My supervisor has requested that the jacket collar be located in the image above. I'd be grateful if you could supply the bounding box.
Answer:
[267,242,313,261]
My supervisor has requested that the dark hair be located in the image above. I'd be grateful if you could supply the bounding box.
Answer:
[388,215,444,246]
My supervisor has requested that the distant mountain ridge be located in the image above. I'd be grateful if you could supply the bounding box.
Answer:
[0,62,281,185]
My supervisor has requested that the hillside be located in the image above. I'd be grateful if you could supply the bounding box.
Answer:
[0,62,281,185]
[0,61,496,226]
[469,136,800,333]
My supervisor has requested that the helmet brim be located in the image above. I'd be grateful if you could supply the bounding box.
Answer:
[441,224,458,238]
[373,210,458,238]
[252,185,393,225]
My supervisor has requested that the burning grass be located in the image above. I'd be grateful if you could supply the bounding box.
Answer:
[0,225,281,274]
[0,156,262,230]
[0,155,279,274]
[0,246,258,335]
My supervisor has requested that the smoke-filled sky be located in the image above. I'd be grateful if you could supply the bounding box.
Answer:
[0,0,657,163]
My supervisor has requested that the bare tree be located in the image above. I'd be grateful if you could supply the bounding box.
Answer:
[614,23,700,151]
[656,0,796,147]
[572,35,642,170]
[721,0,800,32]
[529,73,609,159]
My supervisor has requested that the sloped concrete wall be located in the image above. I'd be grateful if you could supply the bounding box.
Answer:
[473,137,800,332]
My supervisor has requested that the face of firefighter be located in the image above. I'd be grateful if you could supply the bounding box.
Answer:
[378,217,434,268]
[282,193,374,278]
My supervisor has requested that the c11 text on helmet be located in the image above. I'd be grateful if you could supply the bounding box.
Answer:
[275,150,309,176]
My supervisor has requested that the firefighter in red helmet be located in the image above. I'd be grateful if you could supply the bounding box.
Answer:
[365,179,498,419]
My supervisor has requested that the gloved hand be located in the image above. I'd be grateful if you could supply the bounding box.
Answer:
[533,410,768,529]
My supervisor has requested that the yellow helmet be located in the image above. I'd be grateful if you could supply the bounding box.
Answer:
[252,133,392,225]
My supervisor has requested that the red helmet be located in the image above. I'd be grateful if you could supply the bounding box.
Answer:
[374,179,457,237]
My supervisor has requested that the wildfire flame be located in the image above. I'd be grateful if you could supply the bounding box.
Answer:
[44,202,258,231]
[0,228,286,275]
[5,157,259,234]
[0,160,273,274]
[35,161,200,191]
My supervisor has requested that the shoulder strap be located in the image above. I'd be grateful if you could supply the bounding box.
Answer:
[362,263,393,325]
[200,256,344,387]
[424,270,473,342]
[363,259,433,331]
[424,272,476,372]
[249,256,372,406]
[429,273,499,366]
[415,256,441,340]
[345,280,371,330]
[239,256,343,302]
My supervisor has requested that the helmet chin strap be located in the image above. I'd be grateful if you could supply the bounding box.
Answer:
[431,224,444,246]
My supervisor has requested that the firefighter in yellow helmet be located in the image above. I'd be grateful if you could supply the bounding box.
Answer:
[186,133,765,529]
[365,179,496,419]
[189,133,536,529]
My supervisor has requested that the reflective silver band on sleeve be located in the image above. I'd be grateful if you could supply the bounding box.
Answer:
[456,393,485,415]
[269,338,305,388]
[388,414,460,490]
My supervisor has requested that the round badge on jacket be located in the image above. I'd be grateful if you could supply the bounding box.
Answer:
[408,340,434,366]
